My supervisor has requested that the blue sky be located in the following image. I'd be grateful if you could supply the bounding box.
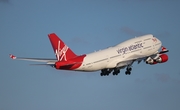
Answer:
[1,0,180,110]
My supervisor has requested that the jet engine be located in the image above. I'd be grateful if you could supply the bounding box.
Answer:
[145,57,154,64]
[145,54,168,65]
[155,54,168,63]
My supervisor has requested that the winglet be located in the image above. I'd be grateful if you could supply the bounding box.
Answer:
[9,54,16,59]
[159,46,169,54]
[162,46,167,51]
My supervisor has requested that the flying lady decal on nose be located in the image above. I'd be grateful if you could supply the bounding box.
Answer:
[152,38,157,42]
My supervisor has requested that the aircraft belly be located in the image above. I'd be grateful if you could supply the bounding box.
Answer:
[116,61,133,67]
[75,61,106,71]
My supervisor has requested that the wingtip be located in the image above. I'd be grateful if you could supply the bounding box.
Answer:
[9,54,16,59]
[162,46,168,51]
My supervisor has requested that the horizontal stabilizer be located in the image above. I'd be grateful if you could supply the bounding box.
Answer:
[30,64,55,67]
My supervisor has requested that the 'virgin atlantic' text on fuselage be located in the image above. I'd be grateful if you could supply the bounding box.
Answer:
[117,43,143,54]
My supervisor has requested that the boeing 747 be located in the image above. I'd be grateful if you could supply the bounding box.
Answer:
[10,33,169,76]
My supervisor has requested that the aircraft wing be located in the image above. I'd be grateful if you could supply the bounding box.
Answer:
[9,54,57,63]
[9,54,82,69]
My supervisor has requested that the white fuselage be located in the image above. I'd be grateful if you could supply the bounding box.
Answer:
[76,34,162,71]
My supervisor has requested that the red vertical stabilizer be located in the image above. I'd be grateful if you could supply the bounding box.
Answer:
[48,33,77,61]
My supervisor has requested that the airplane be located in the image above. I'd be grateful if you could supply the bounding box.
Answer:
[9,33,169,76]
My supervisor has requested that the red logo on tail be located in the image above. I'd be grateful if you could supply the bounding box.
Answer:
[55,40,69,61]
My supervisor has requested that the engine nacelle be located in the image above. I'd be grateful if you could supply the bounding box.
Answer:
[146,54,168,65]
[155,54,168,63]
[145,57,154,64]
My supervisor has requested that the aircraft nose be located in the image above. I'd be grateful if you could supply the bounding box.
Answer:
[157,38,162,44]
[155,37,162,47]
[153,37,161,44]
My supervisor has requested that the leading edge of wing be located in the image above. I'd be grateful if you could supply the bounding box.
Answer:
[9,54,57,63]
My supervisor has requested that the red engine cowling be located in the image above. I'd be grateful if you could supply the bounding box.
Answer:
[156,54,168,63]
